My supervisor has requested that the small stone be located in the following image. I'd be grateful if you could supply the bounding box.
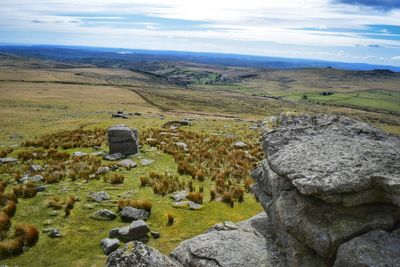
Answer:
[103,153,125,161]
[48,229,62,238]
[172,201,189,209]
[233,141,248,148]
[88,191,110,202]
[0,157,17,164]
[109,228,119,239]
[20,174,44,184]
[171,191,188,202]
[91,209,117,221]
[100,238,120,255]
[140,159,154,166]
[29,164,43,172]
[188,201,203,210]
[120,207,149,222]
[223,221,239,230]
[96,166,110,175]
[151,231,161,239]
[175,142,189,151]
[36,185,47,192]
[118,159,137,170]
[72,151,88,157]
[91,151,104,157]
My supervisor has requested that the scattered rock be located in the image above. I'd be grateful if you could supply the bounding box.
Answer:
[106,241,179,267]
[108,125,139,156]
[188,201,203,210]
[48,229,62,238]
[118,159,137,170]
[88,191,110,202]
[100,238,120,255]
[96,166,110,175]
[172,201,189,209]
[91,209,117,221]
[29,164,43,172]
[103,153,125,161]
[150,231,160,239]
[110,220,150,242]
[120,207,149,222]
[0,157,17,164]
[140,159,154,166]
[162,120,191,129]
[72,151,88,157]
[171,191,188,202]
[36,185,47,192]
[20,174,44,184]
[175,142,189,151]
[233,141,248,148]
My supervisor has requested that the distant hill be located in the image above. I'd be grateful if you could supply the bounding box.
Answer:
[0,44,399,72]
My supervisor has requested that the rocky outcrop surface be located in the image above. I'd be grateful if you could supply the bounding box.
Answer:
[107,241,180,267]
[108,125,139,156]
[171,213,285,267]
[252,114,400,266]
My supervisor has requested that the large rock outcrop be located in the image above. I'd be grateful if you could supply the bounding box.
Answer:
[108,125,139,156]
[252,114,400,266]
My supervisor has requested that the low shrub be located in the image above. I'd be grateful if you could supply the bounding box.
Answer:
[167,213,174,226]
[187,192,203,204]
[14,224,39,247]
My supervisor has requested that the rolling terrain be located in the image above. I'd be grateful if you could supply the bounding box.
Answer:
[0,48,399,266]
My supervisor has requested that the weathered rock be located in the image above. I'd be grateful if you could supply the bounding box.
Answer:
[0,157,17,164]
[36,185,47,192]
[172,201,189,209]
[91,209,117,221]
[48,229,62,238]
[20,174,44,184]
[150,231,160,239]
[120,207,149,222]
[171,213,285,267]
[334,229,400,267]
[162,120,191,129]
[140,159,154,166]
[88,191,110,202]
[111,220,150,242]
[106,241,180,267]
[171,191,188,202]
[100,238,120,255]
[262,114,400,207]
[29,164,42,172]
[175,142,189,151]
[108,125,139,156]
[252,114,400,266]
[95,166,110,175]
[91,151,104,157]
[103,153,125,161]
[233,141,248,148]
[118,159,137,170]
[72,151,88,157]
[188,201,203,210]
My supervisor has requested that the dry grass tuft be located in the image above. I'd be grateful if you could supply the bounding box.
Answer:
[14,224,39,247]
[117,199,153,213]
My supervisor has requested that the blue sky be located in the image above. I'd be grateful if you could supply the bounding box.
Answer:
[1,0,400,66]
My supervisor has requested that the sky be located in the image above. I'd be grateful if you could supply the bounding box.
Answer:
[1,0,400,66]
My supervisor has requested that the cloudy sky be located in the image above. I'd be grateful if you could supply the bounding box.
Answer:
[1,0,400,65]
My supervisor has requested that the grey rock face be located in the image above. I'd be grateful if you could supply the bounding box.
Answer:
[108,125,139,156]
[118,159,137,170]
[91,209,117,221]
[120,207,149,222]
[171,191,188,202]
[100,238,120,255]
[253,114,400,266]
[233,141,248,148]
[171,213,285,267]
[334,229,400,267]
[175,142,189,151]
[262,114,400,207]
[95,166,110,175]
[0,157,17,164]
[106,241,180,267]
[88,191,110,202]
[111,220,150,242]
[72,151,88,157]
[140,159,154,166]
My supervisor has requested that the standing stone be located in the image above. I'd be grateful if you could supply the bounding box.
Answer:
[108,125,139,156]
[100,238,120,255]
